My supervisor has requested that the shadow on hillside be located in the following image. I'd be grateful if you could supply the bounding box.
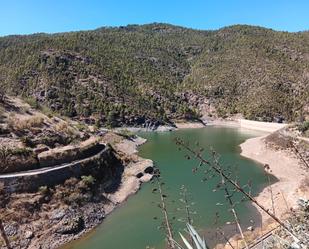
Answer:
[103,159,124,194]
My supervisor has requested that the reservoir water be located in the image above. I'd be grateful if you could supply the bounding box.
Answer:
[63,126,270,249]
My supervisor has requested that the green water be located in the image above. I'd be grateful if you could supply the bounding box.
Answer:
[63,127,270,249]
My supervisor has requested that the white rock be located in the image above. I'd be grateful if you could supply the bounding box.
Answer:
[247,226,254,231]
[25,230,34,239]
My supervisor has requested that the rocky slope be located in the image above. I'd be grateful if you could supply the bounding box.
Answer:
[0,96,89,174]
[0,97,154,249]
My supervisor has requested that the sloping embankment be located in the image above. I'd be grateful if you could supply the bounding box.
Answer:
[239,119,287,133]
[240,135,309,224]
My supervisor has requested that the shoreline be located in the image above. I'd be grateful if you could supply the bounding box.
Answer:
[59,120,297,249]
[113,118,288,133]
[240,135,309,224]
[63,120,290,249]
[211,119,307,248]
[71,122,284,246]
[226,134,309,248]
[59,122,265,249]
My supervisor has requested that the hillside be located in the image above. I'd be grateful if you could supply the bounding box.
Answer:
[0,96,154,249]
[184,25,309,121]
[0,23,308,127]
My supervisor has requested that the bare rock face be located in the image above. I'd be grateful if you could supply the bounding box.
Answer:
[178,90,217,119]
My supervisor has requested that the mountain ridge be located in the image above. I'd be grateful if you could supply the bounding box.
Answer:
[0,23,308,127]
[2,22,308,38]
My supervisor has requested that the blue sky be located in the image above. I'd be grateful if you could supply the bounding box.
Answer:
[0,0,308,36]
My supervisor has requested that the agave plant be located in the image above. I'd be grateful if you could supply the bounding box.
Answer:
[173,223,209,249]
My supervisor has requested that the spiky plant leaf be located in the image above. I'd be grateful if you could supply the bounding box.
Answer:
[187,224,207,249]
[179,232,194,249]
[176,224,209,249]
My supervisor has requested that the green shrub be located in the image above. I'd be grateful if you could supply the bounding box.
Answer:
[38,185,49,195]
[24,97,40,109]
[0,24,308,124]
[40,105,54,118]
[21,136,35,147]
[0,146,32,157]
[75,123,89,132]
[81,175,95,187]
[298,121,309,134]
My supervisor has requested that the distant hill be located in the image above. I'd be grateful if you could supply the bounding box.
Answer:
[0,23,308,126]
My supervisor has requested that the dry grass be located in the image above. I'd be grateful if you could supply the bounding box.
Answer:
[54,121,79,137]
[7,114,45,131]
[299,177,309,193]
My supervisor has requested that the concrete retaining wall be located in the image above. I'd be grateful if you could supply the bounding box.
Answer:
[38,140,105,167]
[0,146,122,194]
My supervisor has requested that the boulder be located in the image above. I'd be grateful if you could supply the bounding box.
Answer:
[144,166,154,174]
[50,209,66,220]
[136,172,144,178]
[4,223,18,236]
[25,230,34,239]
[247,226,254,231]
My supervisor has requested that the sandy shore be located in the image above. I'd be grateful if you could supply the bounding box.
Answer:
[217,135,309,248]
[206,119,240,128]
[175,121,206,129]
[240,135,309,224]
[239,119,287,133]
[206,118,287,133]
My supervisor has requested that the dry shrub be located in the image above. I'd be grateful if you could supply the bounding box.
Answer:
[8,114,44,131]
[55,121,78,137]
[0,105,4,116]
[264,131,294,150]
[0,182,4,196]
[299,177,309,193]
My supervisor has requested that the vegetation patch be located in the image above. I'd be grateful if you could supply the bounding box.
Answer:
[1,24,307,125]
